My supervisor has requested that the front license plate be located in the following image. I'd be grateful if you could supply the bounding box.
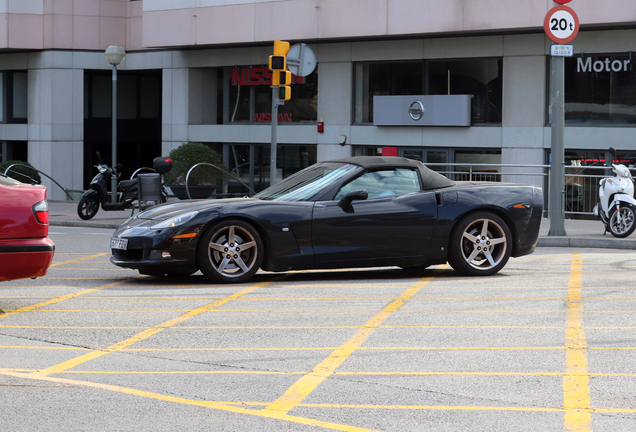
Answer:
[110,237,128,250]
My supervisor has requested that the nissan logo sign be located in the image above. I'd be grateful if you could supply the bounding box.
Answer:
[409,101,425,120]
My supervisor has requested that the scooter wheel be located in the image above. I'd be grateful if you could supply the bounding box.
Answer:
[608,205,636,238]
[77,195,99,220]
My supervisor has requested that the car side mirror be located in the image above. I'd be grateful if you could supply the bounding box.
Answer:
[338,189,368,209]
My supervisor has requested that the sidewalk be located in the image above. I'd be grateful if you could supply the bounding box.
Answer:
[48,200,636,250]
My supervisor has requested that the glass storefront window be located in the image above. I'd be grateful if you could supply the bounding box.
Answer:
[564,53,636,125]
[11,72,27,120]
[428,59,502,124]
[455,150,502,181]
[227,66,318,124]
[354,62,423,123]
[0,71,29,124]
[354,59,502,125]
[225,143,318,195]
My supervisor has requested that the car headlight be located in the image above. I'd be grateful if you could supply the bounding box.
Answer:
[151,211,199,229]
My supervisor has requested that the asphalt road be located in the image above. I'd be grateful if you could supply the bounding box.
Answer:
[1,227,636,431]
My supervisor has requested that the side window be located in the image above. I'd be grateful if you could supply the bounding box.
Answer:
[335,169,421,200]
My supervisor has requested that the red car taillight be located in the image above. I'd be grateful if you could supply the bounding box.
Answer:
[33,200,49,224]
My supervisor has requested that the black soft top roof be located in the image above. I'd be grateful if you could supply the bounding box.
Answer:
[328,156,455,190]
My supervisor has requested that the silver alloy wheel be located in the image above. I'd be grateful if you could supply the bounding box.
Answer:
[460,217,508,271]
[207,224,258,278]
[609,206,636,238]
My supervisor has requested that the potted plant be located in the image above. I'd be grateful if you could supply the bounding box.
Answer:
[162,142,227,199]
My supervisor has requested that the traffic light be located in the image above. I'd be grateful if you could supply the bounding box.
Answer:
[269,40,290,71]
[272,70,292,86]
[278,85,291,101]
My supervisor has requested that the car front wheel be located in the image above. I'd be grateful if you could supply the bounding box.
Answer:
[448,211,512,276]
[197,219,264,283]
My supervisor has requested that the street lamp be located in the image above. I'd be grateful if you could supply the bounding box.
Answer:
[105,45,126,203]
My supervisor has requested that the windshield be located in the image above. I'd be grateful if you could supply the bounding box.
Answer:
[255,163,362,201]
[0,173,22,186]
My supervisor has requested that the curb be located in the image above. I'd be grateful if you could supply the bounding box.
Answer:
[537,237,636,250]
[50,221,121,230]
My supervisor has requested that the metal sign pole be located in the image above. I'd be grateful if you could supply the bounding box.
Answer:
[548,55,567,236]
[270,86,279,187]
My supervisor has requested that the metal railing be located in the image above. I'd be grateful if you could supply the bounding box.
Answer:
[425,162,613,217]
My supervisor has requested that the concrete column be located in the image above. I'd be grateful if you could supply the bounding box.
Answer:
[28,52,84,201]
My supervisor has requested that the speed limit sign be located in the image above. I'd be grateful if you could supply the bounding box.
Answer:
[544,5,579,44]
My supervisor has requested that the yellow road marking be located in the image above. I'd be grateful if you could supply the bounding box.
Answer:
[33,309,629,313]
[263,276,432,416]
[0,369,380,432]
[564,253,591,432]
[0,279,136,319]
[50,253,110,267]
[33,282,269,377]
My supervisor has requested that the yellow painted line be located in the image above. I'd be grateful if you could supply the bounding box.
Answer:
[300,402,564,412]
[20,309,636,314]
[0,326,149,329]
[0,369,380,432]
[48,268,128,271]
[53,370,636,378]
[32,282,270,377]
[0,279,136,319]
[1,345,90,351]
[263,276,432,416]
[563,253,591,432]
[49,253,110,267]
[28,310,195,313]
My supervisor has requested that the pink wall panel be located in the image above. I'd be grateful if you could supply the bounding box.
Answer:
[8,14,43,49]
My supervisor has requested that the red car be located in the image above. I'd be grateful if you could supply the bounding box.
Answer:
[0,173,55,282]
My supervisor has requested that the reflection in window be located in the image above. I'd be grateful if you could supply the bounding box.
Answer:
[428,59,502,124]
[227,66,318,124]
[12,72,27,120]
[355,62,423,123]
[226,144,318,195]
[354,59,503,125]
[564,54,636,125]
[0,71,29,123]
[335,169,421,200]
[455,150,502,181]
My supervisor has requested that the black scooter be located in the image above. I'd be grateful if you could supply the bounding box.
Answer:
[77,152,172,220]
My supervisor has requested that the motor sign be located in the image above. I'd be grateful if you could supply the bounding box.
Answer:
[544,5,579,44]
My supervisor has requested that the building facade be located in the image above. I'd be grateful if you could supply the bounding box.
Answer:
[1,0,635,200]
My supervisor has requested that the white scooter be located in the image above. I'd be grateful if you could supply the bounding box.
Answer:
[593,147,636,238]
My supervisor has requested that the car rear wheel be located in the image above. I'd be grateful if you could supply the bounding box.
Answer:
[197,219,263,283]
[77,195,99,220]
[448,211,512,276]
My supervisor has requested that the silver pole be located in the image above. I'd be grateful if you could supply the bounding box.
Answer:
[548,55,567,236]
[270,85,278,187]
[111,64,118,203]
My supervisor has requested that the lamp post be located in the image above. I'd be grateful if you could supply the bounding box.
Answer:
[105,45,126,203]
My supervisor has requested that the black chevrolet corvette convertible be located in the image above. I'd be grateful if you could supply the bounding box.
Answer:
[110,156,543,282]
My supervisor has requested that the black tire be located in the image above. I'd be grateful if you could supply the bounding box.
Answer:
[608,204,636,238]
[448,211,512,276]
[197,219,264,284]
[77,195,99,220]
